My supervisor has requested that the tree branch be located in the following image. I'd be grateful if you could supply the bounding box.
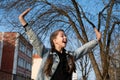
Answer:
[98,3,110,31]
[44,1,85,43]
[103,0,114,52]
[71,0,88,42]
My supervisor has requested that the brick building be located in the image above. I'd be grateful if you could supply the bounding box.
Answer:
[0,32,33,80]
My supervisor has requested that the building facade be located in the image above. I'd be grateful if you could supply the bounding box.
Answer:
[0,32,33,80]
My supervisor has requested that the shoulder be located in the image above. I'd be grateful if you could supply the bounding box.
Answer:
[65,50,74,56]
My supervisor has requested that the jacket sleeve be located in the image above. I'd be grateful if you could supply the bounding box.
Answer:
[73,39,98,61]
[25,25,48,58]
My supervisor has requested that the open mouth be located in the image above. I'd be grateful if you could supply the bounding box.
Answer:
[62,40,67,44]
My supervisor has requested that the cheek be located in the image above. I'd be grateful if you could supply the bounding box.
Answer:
[55,36,62,42]
[53,38,61,44]
[57,39,62,44]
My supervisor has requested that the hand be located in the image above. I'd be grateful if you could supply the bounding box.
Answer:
[94,28,101,41]
[19,8,31,26]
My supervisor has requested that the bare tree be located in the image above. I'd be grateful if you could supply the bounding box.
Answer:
[76,55,92,80]
[0,0,120,80]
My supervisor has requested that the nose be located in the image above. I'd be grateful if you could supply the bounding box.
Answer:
[64,36,67,39]
[64,36,67,42]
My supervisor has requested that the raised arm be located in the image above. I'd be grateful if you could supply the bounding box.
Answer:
[72,27,101,61]
[19,8,47,57]
[19,8,31,26]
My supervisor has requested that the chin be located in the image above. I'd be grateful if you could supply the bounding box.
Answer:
[61,43,67,48]
[62,45,66,48]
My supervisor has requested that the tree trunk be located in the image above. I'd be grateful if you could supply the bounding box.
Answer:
[88,52,103,80]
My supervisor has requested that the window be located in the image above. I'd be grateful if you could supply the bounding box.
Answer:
[18,57,26,68]
[26,62,32,71]
[23,59,26,68]
[18,57,23,67]
[26,48,32,57]
[19,41,26,53]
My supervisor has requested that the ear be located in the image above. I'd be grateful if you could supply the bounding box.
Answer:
[53,39,56,44]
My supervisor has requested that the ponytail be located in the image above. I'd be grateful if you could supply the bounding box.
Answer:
[43,53,53,76]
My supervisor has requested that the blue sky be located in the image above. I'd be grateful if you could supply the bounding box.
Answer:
[0,0,104,32]
[0,9,8,32]
[0,0,105,80]
[0,26,6,31]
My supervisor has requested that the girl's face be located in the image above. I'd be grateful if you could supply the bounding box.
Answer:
[53,31,67,49]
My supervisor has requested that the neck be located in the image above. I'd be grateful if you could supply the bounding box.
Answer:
[55,46,63,53]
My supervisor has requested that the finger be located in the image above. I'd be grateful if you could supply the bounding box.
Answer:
[21,8,31,16]
[26,8,31,12]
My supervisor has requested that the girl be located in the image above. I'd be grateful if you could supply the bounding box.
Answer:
[19,8,101,80]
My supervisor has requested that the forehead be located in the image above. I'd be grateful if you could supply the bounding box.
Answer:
[57,31,65,35]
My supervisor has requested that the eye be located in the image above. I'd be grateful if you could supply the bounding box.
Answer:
[61,36,64,38]
[60,34,64,37]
